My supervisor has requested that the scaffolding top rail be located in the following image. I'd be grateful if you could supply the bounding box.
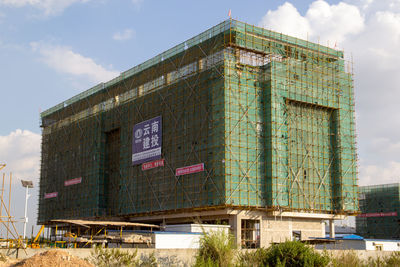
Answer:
[40,19,343,119]
[49,219,160,229]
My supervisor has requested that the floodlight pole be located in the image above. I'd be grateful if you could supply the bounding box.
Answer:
[23,185,29,240]
[21,180,33,241]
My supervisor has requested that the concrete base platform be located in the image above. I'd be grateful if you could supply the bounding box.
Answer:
[128,208,344,248]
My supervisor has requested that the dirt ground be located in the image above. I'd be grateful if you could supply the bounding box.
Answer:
[0,250,94,267]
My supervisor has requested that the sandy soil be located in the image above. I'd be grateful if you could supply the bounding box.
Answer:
[0,250,94,267]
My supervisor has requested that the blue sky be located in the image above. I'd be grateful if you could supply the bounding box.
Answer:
[0,0,345,135]
[0,0,399,234]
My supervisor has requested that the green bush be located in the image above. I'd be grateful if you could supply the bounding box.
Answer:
[267,241,330,267]
[89,246,140,267]
[194,230,400,267]
[237,241,330,267]
[194,230,236,267]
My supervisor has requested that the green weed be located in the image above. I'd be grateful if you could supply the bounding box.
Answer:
[194,230,236,267]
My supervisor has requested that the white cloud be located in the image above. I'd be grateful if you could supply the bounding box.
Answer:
[0,0,90,15]
[131,0,143,10]
[259,3,311,39]
[348,0,400,15]
[259,0,364,45]
[30,42,119,83]
[0,129,41,183]
[113,29,135,41]
[306,0,364,44]
[259,1,400,186]
[359,161,400,186]
[131,0,143,5]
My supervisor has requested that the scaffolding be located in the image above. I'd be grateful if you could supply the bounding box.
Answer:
[39,19,358,224]
[356,183,400,239]
[0,166,24,250]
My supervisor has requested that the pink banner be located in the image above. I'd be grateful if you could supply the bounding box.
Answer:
[64,177,82,186]
[176,163,205,176]
[142,159,164,171]
[358,211,397,218]
[44,192,58,199]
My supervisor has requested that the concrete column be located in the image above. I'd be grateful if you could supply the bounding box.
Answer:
[230,213,241,248]
[329,220,335,239]
[259,217,264,247]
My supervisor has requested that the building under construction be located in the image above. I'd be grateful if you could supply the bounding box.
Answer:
[356,183,400,239]
[39,19,358,247]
